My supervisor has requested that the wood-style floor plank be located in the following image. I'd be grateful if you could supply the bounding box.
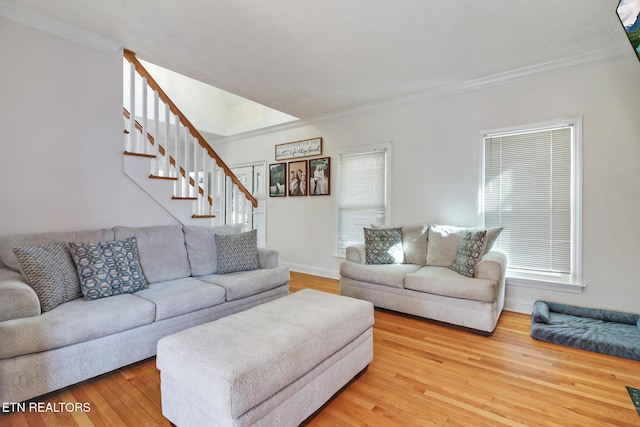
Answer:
[1,272,639,426]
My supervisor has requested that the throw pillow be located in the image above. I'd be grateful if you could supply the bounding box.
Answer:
[215,229,261,274]
[449,230,487,277]
[13,242,83,312]
[68,237,148,300]
[371,224,429,266]
[426,225,503,267]
[183,224,244,276]
[364,227,403,265]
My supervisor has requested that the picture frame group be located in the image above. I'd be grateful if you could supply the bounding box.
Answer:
[269,157,330,197]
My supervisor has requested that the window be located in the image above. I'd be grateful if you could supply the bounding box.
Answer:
[482,119,581,288]
[337,148,389,255]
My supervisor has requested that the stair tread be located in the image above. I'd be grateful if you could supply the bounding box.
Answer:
[149,174,178,181]
[124,151,156,158]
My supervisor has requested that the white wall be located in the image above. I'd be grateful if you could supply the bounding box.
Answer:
[217,56,640,314]
[0,17,176,235]
[2,14,639,315]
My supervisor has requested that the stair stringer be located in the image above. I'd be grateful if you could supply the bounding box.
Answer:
[123,154,216,226]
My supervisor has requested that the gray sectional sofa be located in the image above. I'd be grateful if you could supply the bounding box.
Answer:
[0,224,290,404]
[340,224,507,334]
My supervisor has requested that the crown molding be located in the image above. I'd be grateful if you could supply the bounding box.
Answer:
[220,48,631,143]
[311,48,631,122]
[0,1,121,53]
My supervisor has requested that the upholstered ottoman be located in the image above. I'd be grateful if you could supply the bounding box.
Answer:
[156,289,374,427]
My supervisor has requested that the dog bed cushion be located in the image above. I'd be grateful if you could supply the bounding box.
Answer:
[530,301,640,361]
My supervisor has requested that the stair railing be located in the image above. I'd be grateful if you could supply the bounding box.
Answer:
[122,49,257,224]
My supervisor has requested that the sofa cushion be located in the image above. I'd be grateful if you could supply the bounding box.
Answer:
[364,227,403,264]
[404,266,497,302]
[69,237,148,300]
[133,277,226,321]
[113,225,191,283]
[449,230,487,277]
[0,229,115,272]
[426,225,502,267]
[215,230,261,274]
[196,266,290,302]
[0,293,156,359]
[13,242,83,312]
[340,261,422,289]
[183,225,243,276]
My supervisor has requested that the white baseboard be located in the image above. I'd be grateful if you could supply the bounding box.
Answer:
[504,296,533,314]
[280,262,340,281]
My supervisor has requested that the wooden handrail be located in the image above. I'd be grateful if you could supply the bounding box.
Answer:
[123,49,257,208]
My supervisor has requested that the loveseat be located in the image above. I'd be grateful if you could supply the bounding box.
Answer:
[0,224,290,404]
[340,224,507,334]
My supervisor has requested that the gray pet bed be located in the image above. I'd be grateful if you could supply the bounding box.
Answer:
[530,301,640,361]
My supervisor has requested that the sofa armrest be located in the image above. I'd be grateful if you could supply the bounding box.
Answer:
[345,244,366,264]
[0,268,40,322]
[474,251,507,283]
[258,248,279,269]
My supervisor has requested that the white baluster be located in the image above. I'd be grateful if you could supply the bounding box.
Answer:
[244,200,252,231]
[141,77,148,154]
[173,116,180,196]
[164,104,170,177]
[182,130,189,198]
[152,91,159,176]
[128,62,136,153]
[193,138,199,199]
[211,162,219,218]
[201,146,208,216]
[174,115,180,178]
[226,176,233,224]
[240,187,247,227]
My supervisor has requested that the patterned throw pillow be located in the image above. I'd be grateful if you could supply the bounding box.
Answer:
[215,229,261,274]
[68,237,148,300]
[449,230,487,277]
[13,242,83,312]
[364,227,403,265]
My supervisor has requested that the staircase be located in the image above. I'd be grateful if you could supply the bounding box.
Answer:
[122,49,256,229]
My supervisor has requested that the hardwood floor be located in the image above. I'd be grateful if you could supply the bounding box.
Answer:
[2,272,639,426]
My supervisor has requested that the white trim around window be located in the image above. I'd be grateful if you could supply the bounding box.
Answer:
[479,117,584,293]
[335,143,392,257]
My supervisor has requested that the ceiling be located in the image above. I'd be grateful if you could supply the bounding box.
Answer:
[2,0,633,119]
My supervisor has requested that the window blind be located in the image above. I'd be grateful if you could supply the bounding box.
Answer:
[338,150,387,254]
[484,126,573,274]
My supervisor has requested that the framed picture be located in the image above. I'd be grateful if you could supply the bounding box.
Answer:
[275,137,322,160]
[309,157,330,196]
[268,163,287,197]
[288,160,308,196]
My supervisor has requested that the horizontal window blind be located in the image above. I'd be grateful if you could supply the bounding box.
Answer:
[484,126,573,274]
[338,150,387,253]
